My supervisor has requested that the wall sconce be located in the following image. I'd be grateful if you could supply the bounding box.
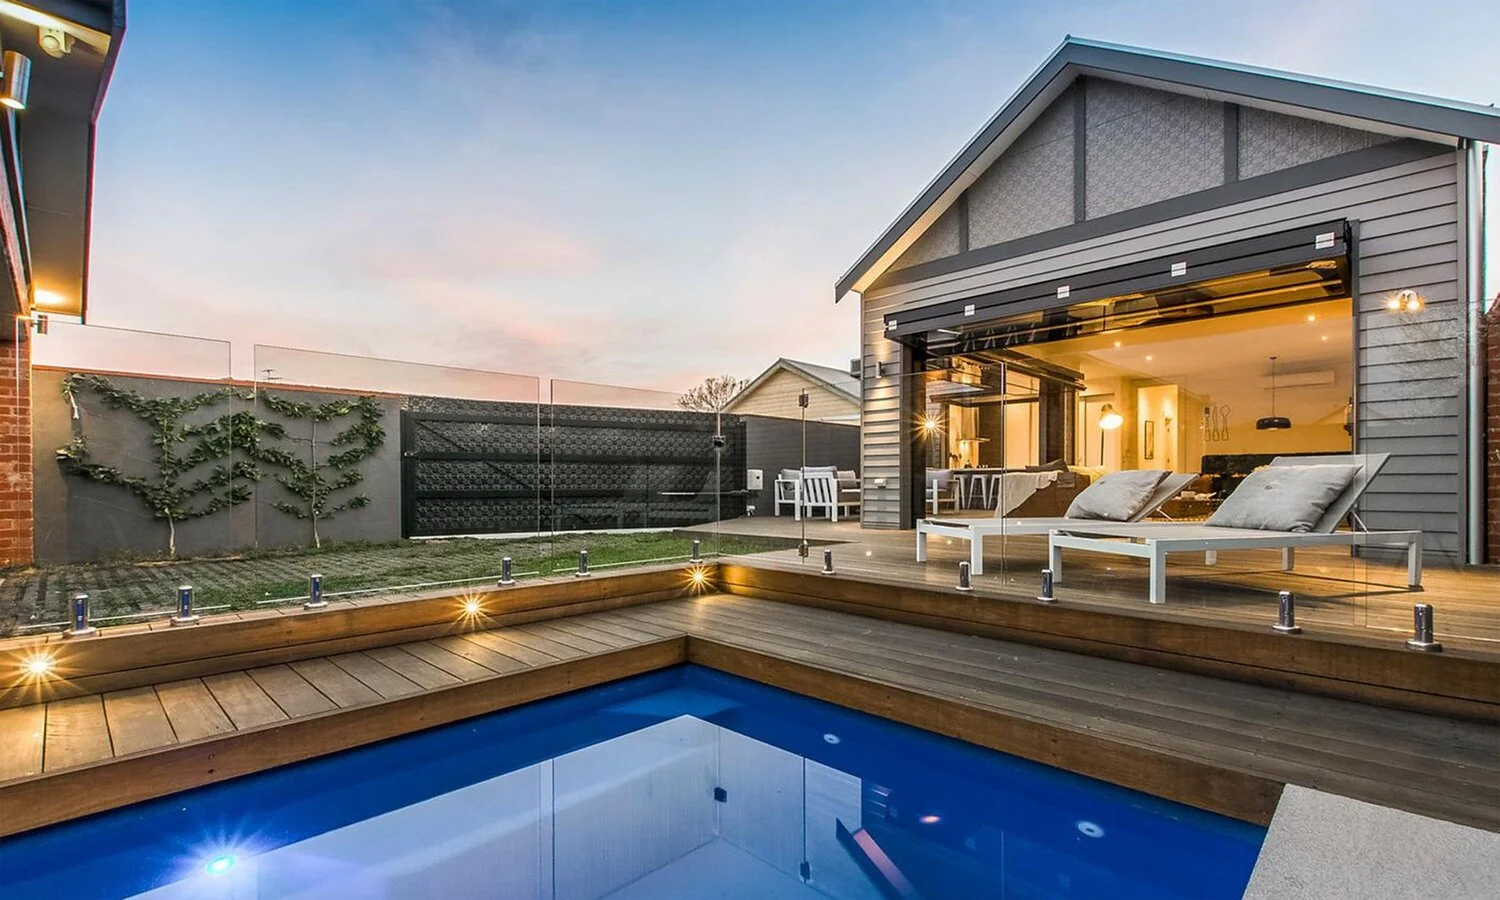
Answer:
[1,50,31,111]
[1385,289,1423,313]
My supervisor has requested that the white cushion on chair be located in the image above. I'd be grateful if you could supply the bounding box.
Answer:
[1065,470,1170,521]
[1207,464,1360,532]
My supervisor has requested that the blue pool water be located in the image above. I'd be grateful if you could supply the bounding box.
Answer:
[0,666,1264,898]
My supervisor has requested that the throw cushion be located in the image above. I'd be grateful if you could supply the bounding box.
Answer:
[1026,458,1068,473]
[1207,464,1360,532]
[836,470,858,490]
[1065,470,1171,521]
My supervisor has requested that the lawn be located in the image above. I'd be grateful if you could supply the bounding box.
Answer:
[0,531,790,636]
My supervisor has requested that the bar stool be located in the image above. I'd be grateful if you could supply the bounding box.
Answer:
[966,473,990,509]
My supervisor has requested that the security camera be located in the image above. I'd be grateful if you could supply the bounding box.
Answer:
[39,27,74,58]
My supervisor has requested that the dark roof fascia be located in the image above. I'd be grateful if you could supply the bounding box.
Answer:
[833,44,1075,301]
[31,0,115,33]
[835,37,1500,301]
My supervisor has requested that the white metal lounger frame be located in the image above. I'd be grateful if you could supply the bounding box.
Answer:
[1045,453,1423,604]
[915,472,1199,576]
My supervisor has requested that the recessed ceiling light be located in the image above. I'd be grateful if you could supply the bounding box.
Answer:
[1144,355,1154,362]
[1320,335,1328,341]
[1307,314,1317,322]
[33,288,66,308]
[1112,340,1122,348]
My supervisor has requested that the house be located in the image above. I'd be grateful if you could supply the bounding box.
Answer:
[728,359,861,516]
[837,37,1497,563]
[726,357,860,422]
[0,1,125,567]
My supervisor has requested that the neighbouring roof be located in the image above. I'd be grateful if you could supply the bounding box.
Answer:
[732,358,860,407]
[835,36,1500,301]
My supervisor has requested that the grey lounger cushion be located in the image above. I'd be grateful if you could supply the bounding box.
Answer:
[1207,464,1360,532]
[1065,470,1170,521]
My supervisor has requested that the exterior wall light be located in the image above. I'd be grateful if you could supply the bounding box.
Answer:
[1386,289,1423,312]
[1,50,31,110]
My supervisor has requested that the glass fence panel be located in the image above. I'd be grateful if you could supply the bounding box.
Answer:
[547,378,739,577]
[18,323,236,634]
[246,345,544,612]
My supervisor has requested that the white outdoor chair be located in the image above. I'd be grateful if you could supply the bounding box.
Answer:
[801,473,849,522]
[917,472,1197,575]
[1045,454,1421,604]
[926,469,958,517]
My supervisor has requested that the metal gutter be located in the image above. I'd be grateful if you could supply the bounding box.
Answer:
[1466,140,1486,565]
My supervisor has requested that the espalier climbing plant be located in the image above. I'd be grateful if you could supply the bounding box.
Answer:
[251,392,385,549]
[55,374,386,555]
[56,374,260,557]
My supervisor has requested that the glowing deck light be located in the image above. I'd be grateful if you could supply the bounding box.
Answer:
[687,566,709,587]
[204,854,236,875]
[463,599,482,615]
[23,654,54,676]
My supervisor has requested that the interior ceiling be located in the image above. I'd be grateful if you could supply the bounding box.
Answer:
[1023,297,1353,384]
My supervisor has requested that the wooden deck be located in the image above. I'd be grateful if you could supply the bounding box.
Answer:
[2,593,1496,839]
[694,517,1500,653]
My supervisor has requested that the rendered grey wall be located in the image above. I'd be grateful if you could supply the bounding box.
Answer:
[31,370,401,564]
[743,416,860,515]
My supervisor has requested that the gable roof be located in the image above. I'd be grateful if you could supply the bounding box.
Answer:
[732,358,860,407]
[835,36,1500,301]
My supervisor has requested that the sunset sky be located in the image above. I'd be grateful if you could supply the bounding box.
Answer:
[86,0,1500,391]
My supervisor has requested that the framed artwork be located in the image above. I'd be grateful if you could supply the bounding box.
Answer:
[1143,420,1156,460]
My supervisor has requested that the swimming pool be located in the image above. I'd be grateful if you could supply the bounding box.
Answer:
[0,665,1264,898]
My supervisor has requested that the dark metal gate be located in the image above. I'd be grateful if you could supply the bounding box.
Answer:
[400,397,745,537]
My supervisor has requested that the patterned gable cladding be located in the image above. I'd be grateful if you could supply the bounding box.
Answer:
[968,89,1076,249]
[889,204,961,272]
[1239,107,1394,178]
[880,78,1410,278]
[1085,79,1224,219]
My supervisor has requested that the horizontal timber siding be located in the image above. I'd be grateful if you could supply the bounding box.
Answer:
[860,151,1466,554]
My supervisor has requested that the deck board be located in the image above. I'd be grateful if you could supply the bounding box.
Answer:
[42,696,112,772]
[288,658,383,709]
[203,672,288,730]
[101,687,177,757]
[328,652,422,699]
[2,592,1496,840]
[247,665,336,719]
[0,705,44,780]
[155,679,234,742]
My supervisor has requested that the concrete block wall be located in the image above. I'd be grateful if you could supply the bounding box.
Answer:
[0,338,31,567]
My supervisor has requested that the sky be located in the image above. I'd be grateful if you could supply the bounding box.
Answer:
[86,0,1500,392]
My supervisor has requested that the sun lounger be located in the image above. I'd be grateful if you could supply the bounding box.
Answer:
[1045,453,1422,604]
[915,472,1198,576]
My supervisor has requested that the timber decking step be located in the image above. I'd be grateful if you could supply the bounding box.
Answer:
[0,593,1495,842]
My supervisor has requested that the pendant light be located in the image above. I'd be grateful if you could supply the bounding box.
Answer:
[1256,356,1291,431]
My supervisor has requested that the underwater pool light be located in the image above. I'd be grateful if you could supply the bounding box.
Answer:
[1076,820,1105,839]
[918,814,942,825]
[204,854,236,875]
[823,733,841,745]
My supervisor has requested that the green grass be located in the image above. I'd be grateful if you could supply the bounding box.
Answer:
[0,531,793,634]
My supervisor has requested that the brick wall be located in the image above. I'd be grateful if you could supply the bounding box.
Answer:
[0,336,31,567]
[1488,302,1500,564]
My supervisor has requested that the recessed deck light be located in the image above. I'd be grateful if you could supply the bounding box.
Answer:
[22,654,53,676]
[204,854,236,875]
[463,599,481,615]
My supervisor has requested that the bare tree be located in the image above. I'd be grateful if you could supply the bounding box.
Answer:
[677,374,748,412]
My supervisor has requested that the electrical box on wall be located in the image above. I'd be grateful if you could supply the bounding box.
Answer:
[746,469,763,491]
